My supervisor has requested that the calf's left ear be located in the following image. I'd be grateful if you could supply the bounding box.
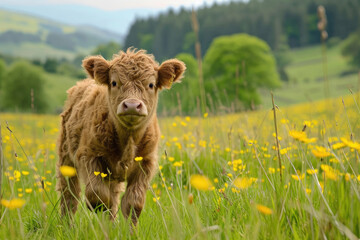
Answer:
[157,59,186,89]
[82,56,110,85]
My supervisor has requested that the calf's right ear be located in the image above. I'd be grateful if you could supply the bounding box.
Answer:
[82,56,110,85]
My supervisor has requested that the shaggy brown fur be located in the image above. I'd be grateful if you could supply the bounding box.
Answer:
[56,48,185,225]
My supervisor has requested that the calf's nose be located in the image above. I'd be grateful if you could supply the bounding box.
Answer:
[117,99,148,116]
[123,101,142,111]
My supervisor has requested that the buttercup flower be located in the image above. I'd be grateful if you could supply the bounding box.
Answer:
[1,198,26,210]
[256,204,273,215]
[59,166,77,177]
[190,174,213,191]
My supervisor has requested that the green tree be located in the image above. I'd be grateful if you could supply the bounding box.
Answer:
[92,42,122,60]
[158,53,199,116]
[342,31,360,68]
[1,61,47,112]
[139,34,154,53]
[0,59,6,87]
[43,58,58,73]
[204,34,281,110]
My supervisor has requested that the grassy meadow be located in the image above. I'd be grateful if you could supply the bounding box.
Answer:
[1,91,360,239]
[262,42,360,109]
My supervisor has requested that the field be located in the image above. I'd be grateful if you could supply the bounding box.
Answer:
[262,42,359,109]
[0,91,360,239]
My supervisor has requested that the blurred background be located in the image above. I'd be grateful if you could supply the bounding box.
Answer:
[0,0,359,115]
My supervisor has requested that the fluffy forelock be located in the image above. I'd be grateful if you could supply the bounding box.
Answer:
[109,48,159,81]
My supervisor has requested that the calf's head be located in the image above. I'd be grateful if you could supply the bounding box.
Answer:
[82,49,186,129]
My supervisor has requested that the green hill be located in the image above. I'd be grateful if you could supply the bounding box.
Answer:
[261,41,359,108]
[0,9,122,60]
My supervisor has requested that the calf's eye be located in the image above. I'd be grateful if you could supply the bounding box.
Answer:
[111,81,117,87]
[149,83,154,89]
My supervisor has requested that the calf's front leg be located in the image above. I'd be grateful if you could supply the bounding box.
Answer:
[121,159,156,226]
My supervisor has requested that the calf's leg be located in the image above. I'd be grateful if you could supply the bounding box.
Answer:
[121,160,156,226]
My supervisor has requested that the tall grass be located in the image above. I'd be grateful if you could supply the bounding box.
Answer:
[0,93,359,239]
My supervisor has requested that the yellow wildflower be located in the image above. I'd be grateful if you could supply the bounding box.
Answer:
[173,161,184,167]
[281,118,289,124]
[324,170,338,181]
[332,142,346,150]
[134,156,143,162]
[302,137,317,144]
[199,140,207,148]
[94,171,100,176]
[190,174,213,191]
[306,169,318,175]
[13,170,21,179]
[289,130,306,141]
[101,173,107,178]
[321,164,339,180]
[345,173,351,181]
[268,168,276,174]
[59,166,77,177]
[1,198,26,210]
[233,177,254,189]
[256,204,273,215]
[25,188,32,193]
[328,137,338,143]
[280,148,287,155]
[340,138,360,150]
[291,174,305,181]
[21,171,29,176]
[312,146,331,158]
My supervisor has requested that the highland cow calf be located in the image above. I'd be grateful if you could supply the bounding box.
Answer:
[56,49,185,225]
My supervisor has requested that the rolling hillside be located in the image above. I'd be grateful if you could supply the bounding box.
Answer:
[0,9,122,60]
[261,42,359,109]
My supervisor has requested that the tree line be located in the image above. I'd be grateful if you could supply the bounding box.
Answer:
[124,0,360,60]
[0,42,122,113]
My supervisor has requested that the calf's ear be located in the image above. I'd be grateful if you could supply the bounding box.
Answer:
[157,59,186,89]
[82,56,110,85]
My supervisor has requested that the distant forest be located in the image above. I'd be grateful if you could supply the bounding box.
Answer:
[124,0,360,60]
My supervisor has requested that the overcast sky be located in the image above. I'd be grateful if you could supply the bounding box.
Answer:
[1,0,232,11]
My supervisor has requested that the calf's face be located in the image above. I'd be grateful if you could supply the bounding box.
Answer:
[82,49,186,129]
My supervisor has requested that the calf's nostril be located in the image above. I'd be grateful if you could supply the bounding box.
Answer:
[123,103,128,109]
[136,103,142,110]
